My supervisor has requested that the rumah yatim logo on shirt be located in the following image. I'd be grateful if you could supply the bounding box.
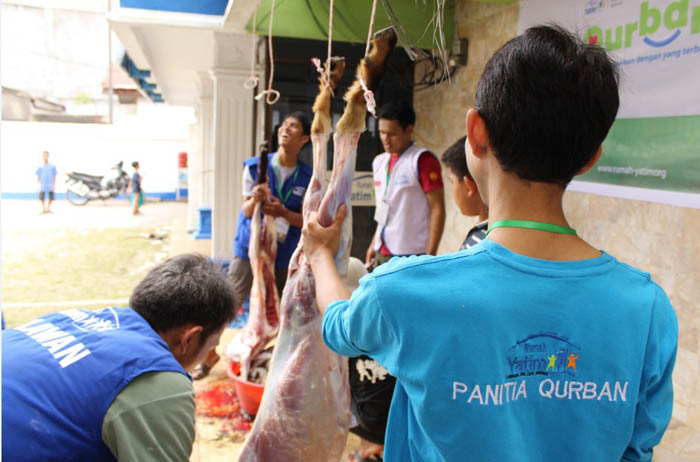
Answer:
[451,331,630,406]
[506,332,581,379]
[394,175,410,186]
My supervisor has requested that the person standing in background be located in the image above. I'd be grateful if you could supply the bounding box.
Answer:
[366,101,446,269]
[36,150,57,214]
[441,136,489,250]
[191,112,313,380]
[351,101,446,461]
[130,161,143,215]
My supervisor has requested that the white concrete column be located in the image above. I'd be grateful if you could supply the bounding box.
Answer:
[186,72,214,235]
[196,71,215,211]
[199,95,214,209]
[186,118,201,231]
[209,67,256,259]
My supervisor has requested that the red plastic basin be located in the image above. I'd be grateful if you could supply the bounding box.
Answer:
[227,360,265,416]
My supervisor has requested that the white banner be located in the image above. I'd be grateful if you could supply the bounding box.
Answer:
[324,171,375,207]
[518,0,700,118]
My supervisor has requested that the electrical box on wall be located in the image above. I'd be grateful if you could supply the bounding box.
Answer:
[451,38,468,66]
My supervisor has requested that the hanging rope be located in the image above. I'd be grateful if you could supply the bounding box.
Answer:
[312,0,335,96]
[311,57,332,94]
[326,0,334,91]
[255,0,280,105]
[359,76,376,117]
[244,4,260,89]
[361,0,379,117]
[364,0,378,58]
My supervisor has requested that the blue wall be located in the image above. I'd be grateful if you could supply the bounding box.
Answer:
[120,0,228,16]
[2,192,178,201]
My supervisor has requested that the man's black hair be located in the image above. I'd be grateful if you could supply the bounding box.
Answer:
[377,101,416,129]
[441,136,471,180]
[130,254,236,345]
[284,111,312,136]
[475,24,619,186]
[131,161,139,168]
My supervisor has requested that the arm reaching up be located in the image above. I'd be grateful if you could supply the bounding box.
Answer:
[303,204,351,314]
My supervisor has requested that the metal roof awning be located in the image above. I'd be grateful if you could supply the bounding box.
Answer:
[120,54,163,102]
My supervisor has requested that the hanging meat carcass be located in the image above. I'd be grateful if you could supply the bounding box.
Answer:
[239,27,397,462]
[227,147,280,381]
[238,57,346,461]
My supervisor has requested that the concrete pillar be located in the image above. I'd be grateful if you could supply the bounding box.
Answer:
[186,118,201,231]
[199,95,214,208]
[209,67,256,259]
[186,72,214,235]
[196,71,215,210]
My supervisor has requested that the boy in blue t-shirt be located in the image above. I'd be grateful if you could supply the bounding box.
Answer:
[303,25,677,462]
[36,150,57,213]
[441,136,488,250]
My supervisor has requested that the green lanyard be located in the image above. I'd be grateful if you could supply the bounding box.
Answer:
[485,219,577,237]
[385,160,392,188]
[272,155,300,204]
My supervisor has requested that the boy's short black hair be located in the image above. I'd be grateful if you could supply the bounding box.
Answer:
[475,24,619,186]
[377,101,416,129]
[131,161,139,168]
[284,111,311,136]
[441,136,471,180]
[130,254,236,345]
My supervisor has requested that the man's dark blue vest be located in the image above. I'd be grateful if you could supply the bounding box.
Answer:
[233,153,312,268]
[2,307,188,462]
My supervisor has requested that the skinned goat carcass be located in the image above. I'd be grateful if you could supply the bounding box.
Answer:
[227,150,280,382]
[239,28,397,461]
[238,57,346,461]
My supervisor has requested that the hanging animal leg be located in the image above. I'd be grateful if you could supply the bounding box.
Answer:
[318,27,397,276]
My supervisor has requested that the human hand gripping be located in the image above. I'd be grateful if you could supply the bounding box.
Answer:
[251,184,269,203]
[262,195,286,218]
[303,204,347,262]
[302,204,351,313]
[365,245,376,266]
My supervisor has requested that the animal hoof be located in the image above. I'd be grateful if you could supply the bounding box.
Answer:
[373,25,397,42]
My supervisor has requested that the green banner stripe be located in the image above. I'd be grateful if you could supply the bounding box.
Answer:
[581,114,700,194]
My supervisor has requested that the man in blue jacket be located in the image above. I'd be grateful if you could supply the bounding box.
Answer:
[192,112,312,379]
[2,254,236,461]
[231,111,312,298]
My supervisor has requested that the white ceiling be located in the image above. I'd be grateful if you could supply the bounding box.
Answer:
[108,0,256,106]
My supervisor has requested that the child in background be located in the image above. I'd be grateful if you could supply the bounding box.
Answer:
[130,161,143,215]
[441,136,488,249]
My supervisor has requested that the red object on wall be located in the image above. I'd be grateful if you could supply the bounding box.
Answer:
[178,152,188,168]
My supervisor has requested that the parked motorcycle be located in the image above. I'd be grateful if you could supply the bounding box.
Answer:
[65,161,130,206]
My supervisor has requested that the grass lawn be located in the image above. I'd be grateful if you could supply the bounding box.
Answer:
[2,227,167,328]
